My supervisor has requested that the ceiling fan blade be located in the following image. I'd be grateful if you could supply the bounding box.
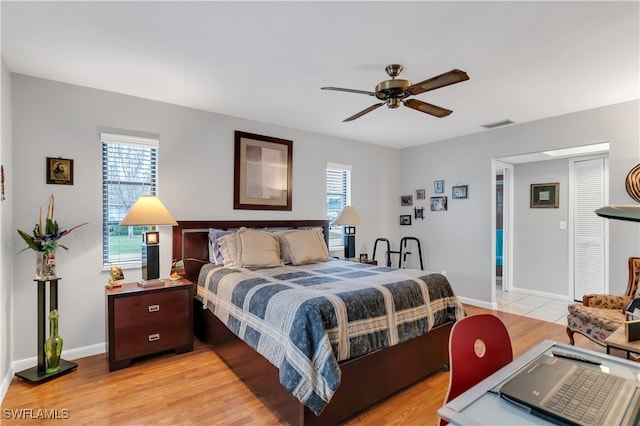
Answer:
[343,103,385,122]
[407,69,469,95]
[404,99,452,118]
[321,87,376,96]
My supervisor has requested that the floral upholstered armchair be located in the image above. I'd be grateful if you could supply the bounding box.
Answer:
[567,257,640,346]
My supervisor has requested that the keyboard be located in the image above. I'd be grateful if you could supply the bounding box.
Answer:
[545,366,623,424]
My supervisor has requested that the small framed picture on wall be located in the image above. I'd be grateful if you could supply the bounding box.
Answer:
[452,185,468,199]
[530,182,559,208]
[434,180,444,194]
[46,157,74,185]
[401,195,413,206]
[430,196,448,212]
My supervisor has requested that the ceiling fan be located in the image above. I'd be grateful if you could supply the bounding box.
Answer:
[321,64,469,122]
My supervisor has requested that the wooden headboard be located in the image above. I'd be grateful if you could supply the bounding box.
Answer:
[172,220,330,282]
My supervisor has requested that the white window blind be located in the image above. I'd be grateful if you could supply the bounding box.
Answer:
[326,163,352,250]
[101,132,159,267]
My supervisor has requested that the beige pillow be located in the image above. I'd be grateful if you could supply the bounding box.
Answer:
[273,229,295,264]
[282,228,330,265]
[238,228,283,267]
[217,231,241,267]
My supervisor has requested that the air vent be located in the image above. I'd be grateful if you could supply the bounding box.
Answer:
[481,119,515,129]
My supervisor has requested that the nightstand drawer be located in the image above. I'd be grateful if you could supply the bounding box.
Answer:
[113,289,189,328]
[113,321,189,360]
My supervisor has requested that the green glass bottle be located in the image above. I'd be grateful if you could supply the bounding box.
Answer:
[44,309,63,373]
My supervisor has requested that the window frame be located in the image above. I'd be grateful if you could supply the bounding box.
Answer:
[101,132,159,268]
[326,162,352,251]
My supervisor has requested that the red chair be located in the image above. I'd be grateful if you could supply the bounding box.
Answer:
[440,314,513,426]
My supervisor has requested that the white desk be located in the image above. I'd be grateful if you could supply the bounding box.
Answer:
[438,340,640,425]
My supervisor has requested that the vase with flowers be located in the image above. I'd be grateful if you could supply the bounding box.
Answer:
[17,193,88,280]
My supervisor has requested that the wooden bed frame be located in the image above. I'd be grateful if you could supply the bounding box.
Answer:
[172,220,453,426]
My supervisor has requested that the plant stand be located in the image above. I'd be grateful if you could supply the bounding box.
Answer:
[15,278,77,383]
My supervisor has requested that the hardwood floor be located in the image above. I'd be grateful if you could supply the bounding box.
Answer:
[1,305,605,425]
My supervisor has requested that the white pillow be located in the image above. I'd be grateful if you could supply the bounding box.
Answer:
[238,228,283,267]
[281,228,330,265]
[217,231,241,267]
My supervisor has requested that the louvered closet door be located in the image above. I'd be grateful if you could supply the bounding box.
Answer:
[573,157,608,300]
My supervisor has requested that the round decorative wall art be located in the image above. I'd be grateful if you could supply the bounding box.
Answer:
[626,163,640,203]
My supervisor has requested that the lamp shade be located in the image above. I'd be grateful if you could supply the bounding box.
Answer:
[333,206,363,226]
[119,195,178,226]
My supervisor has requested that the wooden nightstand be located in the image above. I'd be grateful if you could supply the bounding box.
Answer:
[105,278,193,371]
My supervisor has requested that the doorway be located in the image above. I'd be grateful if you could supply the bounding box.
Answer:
[495,145,609,304]
[496,172,504,285]
[495,161,513,293]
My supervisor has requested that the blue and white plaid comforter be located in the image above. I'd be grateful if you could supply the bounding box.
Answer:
[197,259,465,415]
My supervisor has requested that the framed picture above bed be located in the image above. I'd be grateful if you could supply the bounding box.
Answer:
[234,131,293,210]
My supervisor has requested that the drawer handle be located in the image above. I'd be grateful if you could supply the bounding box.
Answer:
[148,304,160,313]
[148,333,160,342]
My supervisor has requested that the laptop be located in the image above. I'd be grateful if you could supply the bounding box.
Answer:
[499,354,640,426]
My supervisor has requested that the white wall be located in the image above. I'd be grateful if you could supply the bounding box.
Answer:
[1,59,15,399]
[9,74,400,363]
[513,159,569,295]
[400,100,640,305]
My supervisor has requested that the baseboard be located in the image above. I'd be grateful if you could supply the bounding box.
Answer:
[10,342,106,380]
[0,364,16,404]
[510,286,573,301]
[457,296,497,310]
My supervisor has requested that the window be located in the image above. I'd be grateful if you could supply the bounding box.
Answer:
[326,163,352,251]
[101,132,158,267]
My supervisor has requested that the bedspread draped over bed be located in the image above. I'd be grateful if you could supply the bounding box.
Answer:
[196,259,465,415]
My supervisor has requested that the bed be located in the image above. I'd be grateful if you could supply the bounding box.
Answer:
[172,220,464,425]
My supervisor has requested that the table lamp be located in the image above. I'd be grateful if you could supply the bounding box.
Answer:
[119,195,178,287]
[333,205,363,259]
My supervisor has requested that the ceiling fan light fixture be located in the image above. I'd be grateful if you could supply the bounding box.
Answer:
[322,65,469,121]
[388,98,401,108]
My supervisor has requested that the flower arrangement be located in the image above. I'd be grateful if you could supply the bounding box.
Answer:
[17,193,88,253]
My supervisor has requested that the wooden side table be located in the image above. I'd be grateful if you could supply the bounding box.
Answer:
[605,325,640,359]
[347,258,378,265]
[106,278,193,371]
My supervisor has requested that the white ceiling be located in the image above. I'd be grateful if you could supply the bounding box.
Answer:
[2,1,638,149]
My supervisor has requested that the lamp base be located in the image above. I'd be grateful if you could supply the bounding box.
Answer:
[137,278,166,288]
[343,233,356,259]
[141,242,160,281]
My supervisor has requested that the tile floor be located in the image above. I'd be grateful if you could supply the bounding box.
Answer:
[495,286,571,325]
